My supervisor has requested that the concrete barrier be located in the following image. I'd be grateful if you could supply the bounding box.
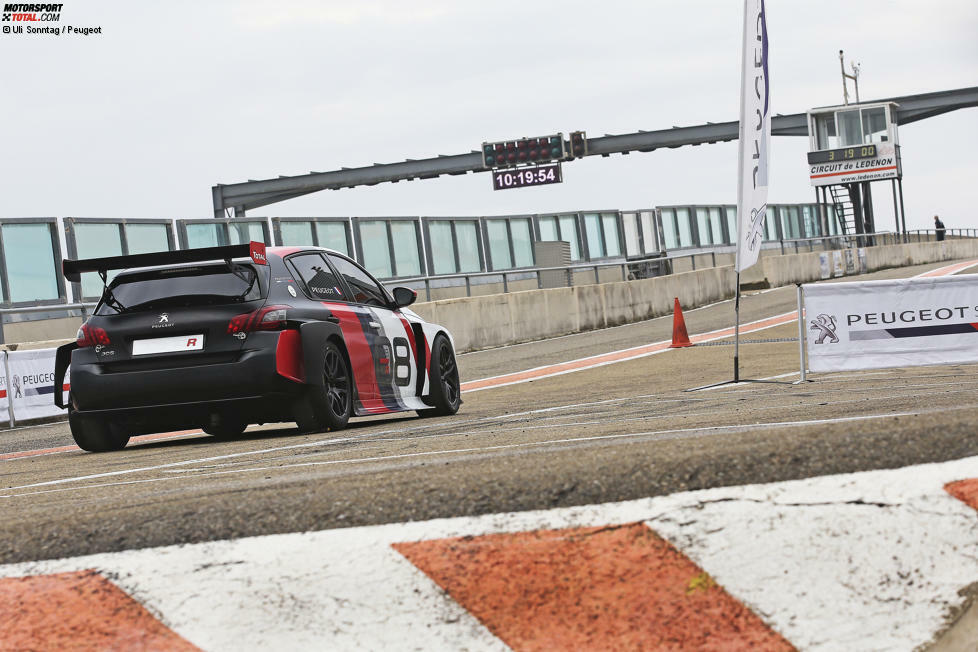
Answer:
[413,266,736,352]
[412,239,978,353]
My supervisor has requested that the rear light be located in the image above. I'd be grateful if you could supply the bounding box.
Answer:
[228,305,291,334]
[76,323,110,348]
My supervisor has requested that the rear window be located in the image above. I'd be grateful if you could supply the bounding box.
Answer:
[95,263,266,315]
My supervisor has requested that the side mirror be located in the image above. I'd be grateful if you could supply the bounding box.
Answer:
[392,286,417,308]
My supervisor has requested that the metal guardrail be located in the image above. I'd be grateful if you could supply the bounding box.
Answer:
[392,231,926,301]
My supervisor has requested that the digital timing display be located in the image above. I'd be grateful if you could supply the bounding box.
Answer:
[807,145,878,164]
[492,163,562,191]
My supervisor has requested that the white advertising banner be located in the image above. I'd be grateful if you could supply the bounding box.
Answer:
[0,351,9,424]
[734,0,771,273]
[804,275,978,372]
[7,348,70,421]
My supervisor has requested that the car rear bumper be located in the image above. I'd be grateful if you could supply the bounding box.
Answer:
[69,333,302,413]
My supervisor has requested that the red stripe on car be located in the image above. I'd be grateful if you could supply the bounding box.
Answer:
[321,303,389,414]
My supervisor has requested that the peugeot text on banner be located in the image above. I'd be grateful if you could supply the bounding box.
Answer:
[7,348,70,421]
[804,275,978,372]
[735,0,771,273]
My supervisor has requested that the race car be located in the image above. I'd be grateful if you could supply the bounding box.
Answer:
[55,242,461,452]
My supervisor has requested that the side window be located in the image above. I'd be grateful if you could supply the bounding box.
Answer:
[328,254,389,307]
[289,254,347,301]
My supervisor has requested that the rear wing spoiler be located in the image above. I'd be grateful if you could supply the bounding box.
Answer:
[62,241,267,282]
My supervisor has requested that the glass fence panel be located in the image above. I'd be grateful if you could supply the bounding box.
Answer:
[695,208,711,246]
[765,207,779,240]
[125,223,169,255]
[486,219,512,270]
[511,218,534,268]
[359,220,392,278]
[455,221,481,272]
[640,211,657,253]
[622,212,640,256]
[390,221,421,277]
[802,206,818,238]
[428,221,456,274]
[280,221,314,246]
[75,223,123,298]
[676,208,692,247]
[186,223,225,248]
[661,209,678,249]
[708,207,724,244]
[229,221,266,245]
[538,216,558,242]
[726,207,737,244]
[558,215,581,260]
[315,222,349,256]
[584,213,603,258]
[3,223,60,303]
[601,213,621,257]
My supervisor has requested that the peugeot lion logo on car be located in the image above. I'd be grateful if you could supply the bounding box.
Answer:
[159,313,169,323]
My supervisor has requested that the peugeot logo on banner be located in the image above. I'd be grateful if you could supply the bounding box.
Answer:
[810,314,839,344]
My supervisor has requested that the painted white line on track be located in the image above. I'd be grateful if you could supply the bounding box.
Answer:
[2,410,929,498]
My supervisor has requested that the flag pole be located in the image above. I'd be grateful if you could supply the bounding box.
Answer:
[686,0,789,392]
[733,274,741,383]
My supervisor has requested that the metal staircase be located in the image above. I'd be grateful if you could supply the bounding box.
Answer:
[828,184,858,244]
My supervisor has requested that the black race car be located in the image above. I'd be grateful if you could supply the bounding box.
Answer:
[55,242,461,452]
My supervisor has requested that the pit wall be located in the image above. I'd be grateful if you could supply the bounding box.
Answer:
[2,240,975,350]
[411,267,736,353]
[413,239,978,353]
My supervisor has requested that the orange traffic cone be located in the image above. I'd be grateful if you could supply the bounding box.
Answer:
[669,297,693,348]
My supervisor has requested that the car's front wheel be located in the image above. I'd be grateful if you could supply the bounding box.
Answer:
[418,333,461,417]
[68,406,130,453]
[308,340,353,431]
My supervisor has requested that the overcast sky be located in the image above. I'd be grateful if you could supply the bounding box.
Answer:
[2,0,976,231]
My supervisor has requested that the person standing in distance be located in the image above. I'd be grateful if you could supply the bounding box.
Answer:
[934,215,946,241]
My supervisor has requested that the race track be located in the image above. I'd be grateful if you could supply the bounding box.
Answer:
[2,260,978,650]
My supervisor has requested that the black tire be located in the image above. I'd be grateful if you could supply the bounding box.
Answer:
[68,407,130,453]
[418,334,461,417]
[202,420,247,438]
[308,340,353,431]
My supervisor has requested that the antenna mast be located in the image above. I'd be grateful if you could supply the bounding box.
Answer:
[839,50,861,105]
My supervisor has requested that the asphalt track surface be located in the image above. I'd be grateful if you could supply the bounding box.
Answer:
[2,260,978,568]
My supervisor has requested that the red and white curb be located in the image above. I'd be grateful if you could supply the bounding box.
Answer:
[2,456,977,650]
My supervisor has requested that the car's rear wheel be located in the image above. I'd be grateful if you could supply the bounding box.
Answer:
[68,406,130,452]
[308,340,353,431]
[418,334,461,417]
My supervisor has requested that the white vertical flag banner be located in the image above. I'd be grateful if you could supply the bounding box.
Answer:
[735,0,771,273]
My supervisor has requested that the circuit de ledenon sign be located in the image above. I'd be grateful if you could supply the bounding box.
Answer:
[809,142,901,187]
